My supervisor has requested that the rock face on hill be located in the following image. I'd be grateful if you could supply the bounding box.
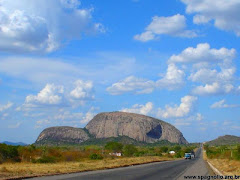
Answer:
[86,112,188,144]
[35,112,188,145]
[35,126,90,145]
[206,135,240,146]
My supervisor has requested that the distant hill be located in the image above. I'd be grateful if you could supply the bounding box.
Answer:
[206,135,240,146]
[35,112,188,146]
[1,141,27,146]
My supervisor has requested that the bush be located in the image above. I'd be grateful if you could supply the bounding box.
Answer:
[173,145,181,152]
[33,156,56,163]
[160,146,168,153]
[0,144,20,162]
[105,142,123,152]
[133,151,145,157]
[123,144,138,157]
[89,153,103,160]
[174,152,182,158]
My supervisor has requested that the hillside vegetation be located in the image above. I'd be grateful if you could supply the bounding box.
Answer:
[204,139,240,175]
[206,135,240,146]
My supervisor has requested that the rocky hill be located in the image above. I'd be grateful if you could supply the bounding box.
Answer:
[206,135,240,146]
[36,112,188,145]
[35,126,90,145]
[86,112,187,144]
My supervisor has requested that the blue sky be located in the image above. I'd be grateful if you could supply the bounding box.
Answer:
[0,0,240,144]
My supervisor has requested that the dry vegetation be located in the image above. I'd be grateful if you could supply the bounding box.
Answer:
[207,159,240,176]
[0,156,173,180]
[203,144,240,176]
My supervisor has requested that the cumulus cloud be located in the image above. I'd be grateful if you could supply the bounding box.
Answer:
[192,82,234,96]
[107,64,185,95]
[157,95,198,119]
[70,80,94,100]
[168,43,236,64]
[188,68,235,84]
[210,99,239,109]
[0,0,103,53]
[121,102,153,115]
[106,76,155,95]
[156,63,185,90]
[25,84,64,106]
[134,14,197,42]
[167,43,238,96]
[181,0,240,36]
[18,80,95,111]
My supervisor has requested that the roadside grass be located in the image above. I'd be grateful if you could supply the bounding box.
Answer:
[203,145,240,175]
[0,156,174,179]
[207,159,240,176]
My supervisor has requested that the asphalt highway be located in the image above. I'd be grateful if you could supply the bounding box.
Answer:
[29,148,214,180]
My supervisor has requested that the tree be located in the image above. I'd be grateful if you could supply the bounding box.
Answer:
[105,142,123,152]
[123,144,138,157]
[160,146,168,153]
[173,145,181,152]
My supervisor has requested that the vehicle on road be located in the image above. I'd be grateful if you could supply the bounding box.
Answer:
[190,151,195,158]
[185,153,191,159]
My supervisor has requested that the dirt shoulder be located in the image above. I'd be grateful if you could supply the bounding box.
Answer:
[0,156,175,180]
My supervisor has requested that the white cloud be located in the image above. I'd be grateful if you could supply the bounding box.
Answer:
[0,102,13,112]
[134,14,197,42]
[156,63,185,90]
[192,82,234,96]
[106,76,155,95]
[188,67,235,84]
[168,43,236,64]
[70,80,94,100]
[210,99,239,109]
[167,43,237,96]
[121,102,153,115]
[157,95,198,119]
[181,0,240,36]
[0,0,103,53]
[107,64,185,95]
[25,84,64,106]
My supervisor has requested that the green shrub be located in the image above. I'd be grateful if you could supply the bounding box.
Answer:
[160,146,168,153]
[89,153,103,160]
[33,156,56,163]
[173,145,181,152]
[174,152,182,158]
[123,144,138,157]
[105,142,123,152]
[0,144,20,162]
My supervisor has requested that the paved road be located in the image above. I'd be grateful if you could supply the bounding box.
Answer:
[29,148,214,180]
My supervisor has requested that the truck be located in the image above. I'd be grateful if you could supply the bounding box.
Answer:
[184,153,191,159]
[185,151,195,159]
